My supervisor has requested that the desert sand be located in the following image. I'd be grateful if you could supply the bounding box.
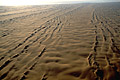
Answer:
[0,2,120,80]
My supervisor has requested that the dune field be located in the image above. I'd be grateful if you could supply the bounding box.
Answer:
[0,2,120,80]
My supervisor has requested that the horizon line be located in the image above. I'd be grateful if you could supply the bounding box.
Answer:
[0,1,120,6]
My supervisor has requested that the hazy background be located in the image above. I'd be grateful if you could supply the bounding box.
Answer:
[0,0,120,6]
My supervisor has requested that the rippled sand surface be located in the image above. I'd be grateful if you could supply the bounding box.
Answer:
[0,3,120,80]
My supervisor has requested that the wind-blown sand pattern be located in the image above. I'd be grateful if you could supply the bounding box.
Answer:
[0,3,120,80]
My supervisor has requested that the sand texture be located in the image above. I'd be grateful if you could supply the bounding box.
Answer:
[0,2,120,80]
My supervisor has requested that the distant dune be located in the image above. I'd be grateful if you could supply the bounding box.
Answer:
[0,2,120,80]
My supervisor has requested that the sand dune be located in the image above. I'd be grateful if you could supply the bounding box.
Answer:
[0,2,120,80]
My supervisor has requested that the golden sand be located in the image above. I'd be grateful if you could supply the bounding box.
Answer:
[0,3,120,80]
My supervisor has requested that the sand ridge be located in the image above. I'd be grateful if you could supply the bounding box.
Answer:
[0,3,120,80]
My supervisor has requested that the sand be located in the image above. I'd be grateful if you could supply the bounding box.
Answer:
[0,2,120,80]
